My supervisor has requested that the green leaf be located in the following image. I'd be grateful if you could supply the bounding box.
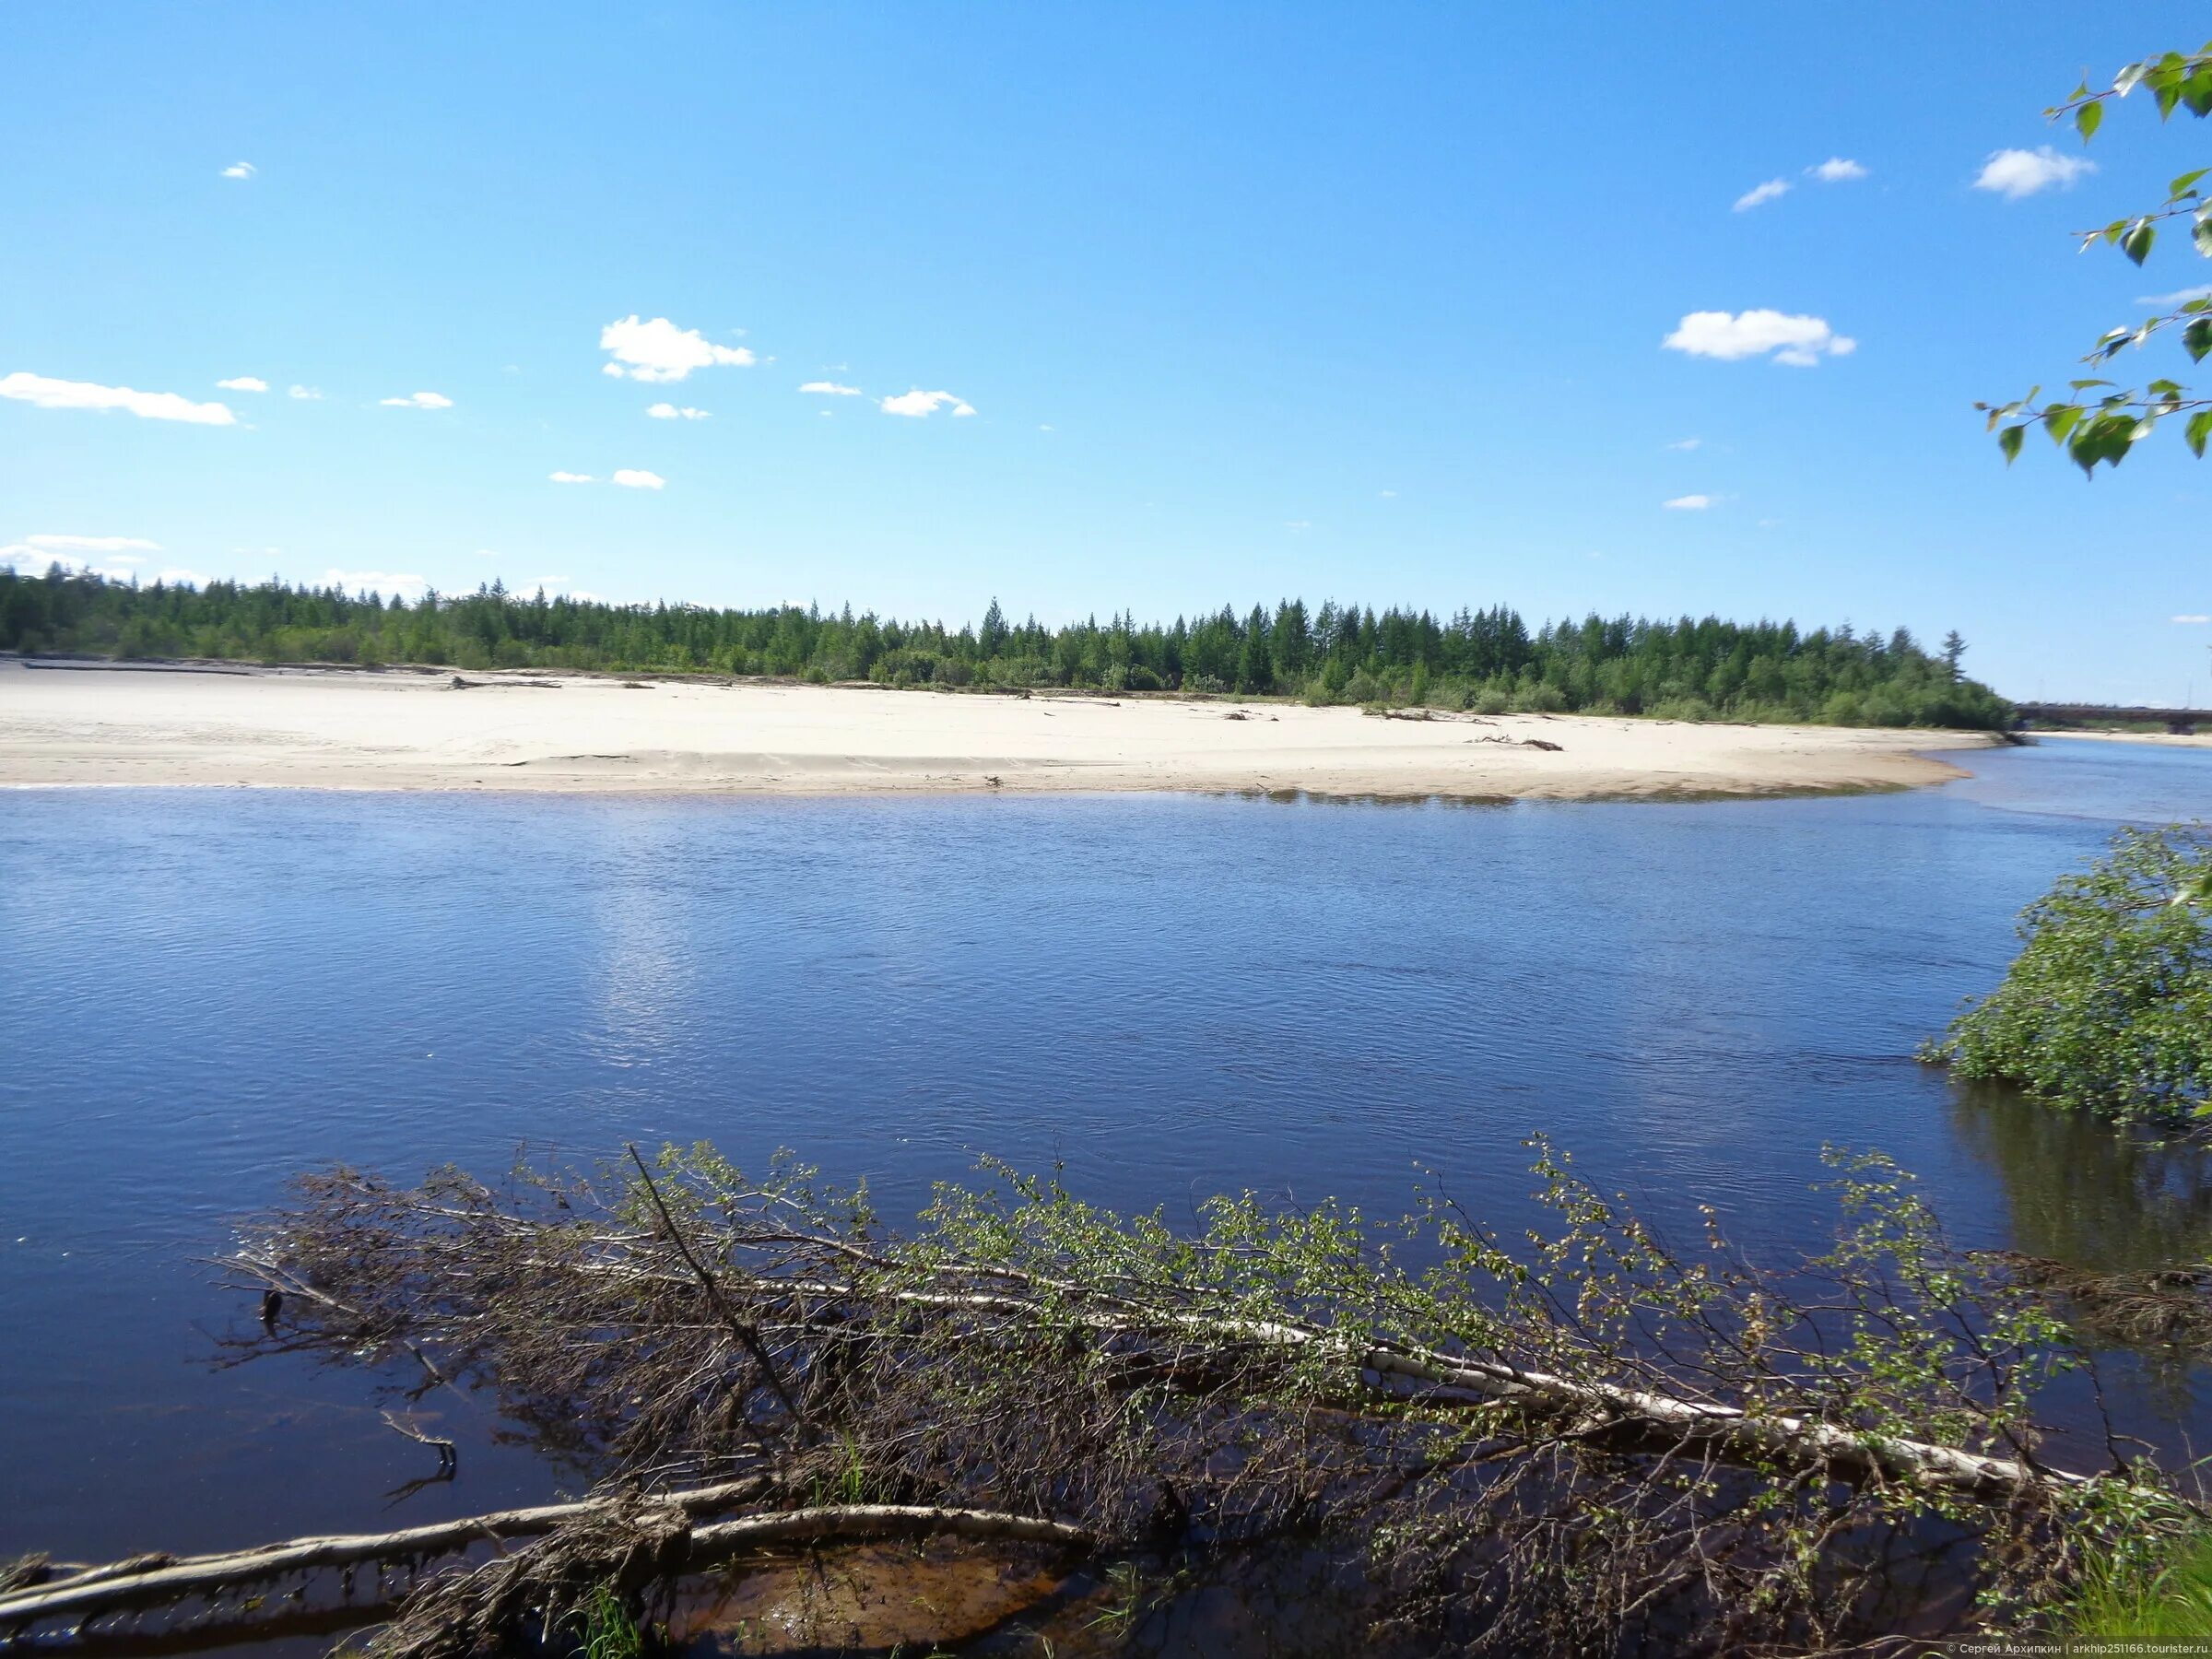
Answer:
[2184,69,2212,117]
[2195,207,2212,258]
[2185,318,2212,363]
[2175,168,2211,196]
[2187,408,2212,458]
[2122,220,2158,265]
[1998,424,2026,464]
[2077,100,2103,140]
[2070,376,2116,390]
[2117,63,2148,96]
[2069,412,2143,476]
[2043,404,2083,444]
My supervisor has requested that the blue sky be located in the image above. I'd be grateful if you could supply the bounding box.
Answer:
[4,5,2208,703]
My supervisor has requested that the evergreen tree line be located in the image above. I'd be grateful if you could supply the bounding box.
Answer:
[0,566,2013,729]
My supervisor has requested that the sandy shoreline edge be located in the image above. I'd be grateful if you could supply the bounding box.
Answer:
[0,658,2002,801]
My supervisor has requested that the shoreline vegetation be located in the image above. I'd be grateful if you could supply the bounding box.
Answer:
[1929,827,2212,1124]
[0,569,2013,729]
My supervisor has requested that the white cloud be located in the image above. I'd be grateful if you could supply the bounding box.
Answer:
[1663,494,1716,511]
[220,161,254,180]
[1734,178,1791,212]
[216,376,269,393]
[799,381,863,396]
[0,545,141,581]
[1378,488,1396,498]
[155,568,210,586]
[645,402,710,419]
[27,534,162,553]
[610,469,665,489]
[2137,284,2212,308]
[879,388,976,418]
[568,589,605,603]
[599,315,754,382]
[1663,310,1856,367]
[0,371,237,425]
[1974,147,2096,200]
[379,391,453,409]
[325,568,427,597]
[2175,614,2211,625]
[1284,520,1313,533]
[1663,437,1703,452]
[1807,158,1868,182]
[549,471,595,483]
[288,384,323,400]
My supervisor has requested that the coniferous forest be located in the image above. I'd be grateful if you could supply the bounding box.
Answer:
[0,566,2014,729]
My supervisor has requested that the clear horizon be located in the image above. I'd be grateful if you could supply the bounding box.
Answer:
[4,5,2209,705]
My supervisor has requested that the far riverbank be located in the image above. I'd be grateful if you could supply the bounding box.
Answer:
[0,657,2000,800]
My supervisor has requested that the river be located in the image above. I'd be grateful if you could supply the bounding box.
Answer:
[2,735,2207,1577]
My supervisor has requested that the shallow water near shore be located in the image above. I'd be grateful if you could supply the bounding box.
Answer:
[2,738,2209,1603]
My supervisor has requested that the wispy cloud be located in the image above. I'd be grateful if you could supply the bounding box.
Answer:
[1284,520,1313,533]
[216,376,268,393]
[548,471,594,484]
[2137,284,2212,308]
[599,315,754,382]
[1734,178,1791,212]
[1663,494,1716,511]
[2175,614,2211,625]
[799,381,863,396]
[879,389,976,418]
[1974,147,2096,199]
[219,161,254,180]
[1807,158,1868,182]
[1664,310,1855,367]
[288,384,323,400]
[0,371,237,425]
[379,391,453,409]
[610,469,665,489]
[1663,437,1703,452]
[26,534,163,553]
[155,568,209,586]
[645,403,710,419]
[324,568,427,597]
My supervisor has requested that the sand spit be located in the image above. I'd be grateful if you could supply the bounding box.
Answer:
[2030,729,2212,750]
[0,659,1999,800]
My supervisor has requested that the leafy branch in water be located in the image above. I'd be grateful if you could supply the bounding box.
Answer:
[37,1140,2175,1654]
[1980,42,2212,474]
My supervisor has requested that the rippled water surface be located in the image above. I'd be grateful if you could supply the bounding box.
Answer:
[3,735,2208,1568]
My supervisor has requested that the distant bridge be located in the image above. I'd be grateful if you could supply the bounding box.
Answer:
[2014,701,2201,735]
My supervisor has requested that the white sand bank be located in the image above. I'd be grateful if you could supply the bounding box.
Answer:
[2031,729,2211,750]
[0,660,1999,799]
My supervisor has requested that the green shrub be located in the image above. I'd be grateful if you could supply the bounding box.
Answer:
[1513,682,1567,713]
[1929,828,2212,1121]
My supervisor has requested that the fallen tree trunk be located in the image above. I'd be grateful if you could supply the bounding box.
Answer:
[0,1478,770,1631]
[613,1267,2099,1505]
[0,1494,1088,1648]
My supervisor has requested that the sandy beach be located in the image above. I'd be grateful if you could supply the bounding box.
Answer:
[0,659,1999,799]
[2030,728,2212,750]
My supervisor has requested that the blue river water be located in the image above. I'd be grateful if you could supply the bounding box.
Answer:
[1,735,2207,1569]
